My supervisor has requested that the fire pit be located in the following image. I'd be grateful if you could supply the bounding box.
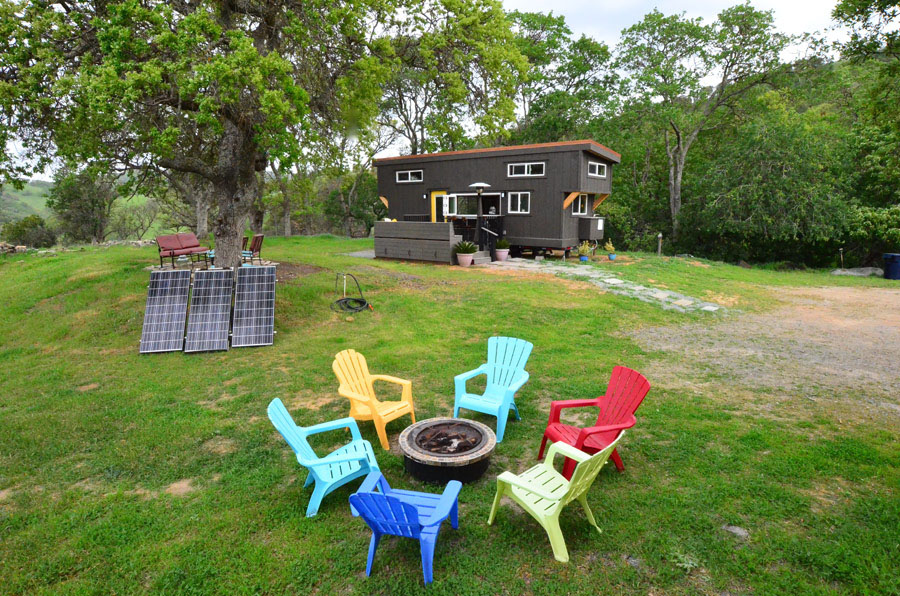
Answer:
[399,418,496,483]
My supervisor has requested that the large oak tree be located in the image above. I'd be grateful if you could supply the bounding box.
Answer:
[1,0,403,267]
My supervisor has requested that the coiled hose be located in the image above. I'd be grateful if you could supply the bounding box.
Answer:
[331,273,372,313]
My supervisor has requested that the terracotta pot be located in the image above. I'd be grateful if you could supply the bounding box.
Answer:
[457,253,474,267]
[495,248,509,262]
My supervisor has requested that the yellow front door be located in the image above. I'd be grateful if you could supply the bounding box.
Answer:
[430,190,447,223]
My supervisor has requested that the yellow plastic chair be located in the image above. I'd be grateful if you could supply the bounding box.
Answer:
[332,349,416,450]
[487,434,624,562]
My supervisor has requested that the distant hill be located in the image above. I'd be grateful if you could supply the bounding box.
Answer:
[0,180,51,224]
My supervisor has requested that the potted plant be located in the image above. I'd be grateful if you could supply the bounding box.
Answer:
[577,241,592,262]
[605,240,617,261]
[495,238,510,262]
[454,240,478,267]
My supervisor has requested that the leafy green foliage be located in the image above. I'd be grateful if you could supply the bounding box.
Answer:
[46,169,120,244]
[453,240,477,254]
[1,214,56,247]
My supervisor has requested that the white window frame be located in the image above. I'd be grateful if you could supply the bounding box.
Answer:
[507,191,531,214]
[443,195,458,216]
[507,162,545,178]
[573,193,589,216]
[588,161,607,178]
[395,169,423,183]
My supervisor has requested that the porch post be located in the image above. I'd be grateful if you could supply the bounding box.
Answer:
[476,195,484,249]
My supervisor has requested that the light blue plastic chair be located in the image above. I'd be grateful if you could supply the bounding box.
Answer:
[350,472,461,585]
[453,336,533,442]
[267,398,379,517]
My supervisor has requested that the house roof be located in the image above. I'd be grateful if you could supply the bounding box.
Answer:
[373,139,622,166]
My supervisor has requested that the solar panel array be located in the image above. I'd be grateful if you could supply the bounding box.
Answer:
[232,266,276,348]
[184,269,234,353]
[139,270,191,353]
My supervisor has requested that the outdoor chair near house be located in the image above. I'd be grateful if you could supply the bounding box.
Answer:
[350,471,461,585]
[267,398,380,517]
[242,234,264,265]
[155,232,210,268]
[488,435,623,563]
[332,349,416,450]
[538,366,650,479]
[453,336,533,442]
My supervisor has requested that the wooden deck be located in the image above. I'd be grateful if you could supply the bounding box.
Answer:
[374,221,462,263]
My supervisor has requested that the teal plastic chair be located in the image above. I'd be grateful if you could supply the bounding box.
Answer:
[267,398,379,517]
[453,336,533,442]
[350,472,461,585]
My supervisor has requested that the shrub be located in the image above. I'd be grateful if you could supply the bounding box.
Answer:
[1,215,57,248]
[454,240,477,254]
[604,240,615,253]
[495,238,510,249]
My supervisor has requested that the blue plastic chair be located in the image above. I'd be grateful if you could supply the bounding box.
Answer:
[453,336,533,442]
[350,472,462,585]
[267,398,379,517]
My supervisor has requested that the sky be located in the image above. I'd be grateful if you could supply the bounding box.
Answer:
[502,0,843,48]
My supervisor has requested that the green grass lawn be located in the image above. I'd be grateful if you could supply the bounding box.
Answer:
[1,237,897,595]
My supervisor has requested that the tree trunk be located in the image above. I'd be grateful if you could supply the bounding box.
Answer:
[249,207,264,235]
[195,198,210,241]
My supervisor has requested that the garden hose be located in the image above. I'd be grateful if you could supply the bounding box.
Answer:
[331,273,373,313]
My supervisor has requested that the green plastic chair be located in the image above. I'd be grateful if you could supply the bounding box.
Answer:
[487,434,624,562]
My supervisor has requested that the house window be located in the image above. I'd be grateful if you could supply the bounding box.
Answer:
[396,169,423,183]
[573,193,589,215]
[588,161,607,178]
[508,162,545,177]
[508,192,530,214]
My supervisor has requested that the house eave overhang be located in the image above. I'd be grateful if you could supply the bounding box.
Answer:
[373,140,621,168]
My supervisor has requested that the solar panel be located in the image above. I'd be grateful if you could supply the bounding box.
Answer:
[231,266,276,348]
[184,269,233,353]
[139,269,191,354]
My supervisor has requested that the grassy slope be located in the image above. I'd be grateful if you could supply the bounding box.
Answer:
[0,180,52,222]
[0,238,897,595]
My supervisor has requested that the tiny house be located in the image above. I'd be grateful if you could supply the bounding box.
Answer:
[373,140,620,262]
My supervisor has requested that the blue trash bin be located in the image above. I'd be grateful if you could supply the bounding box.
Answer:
[884,253,900,280]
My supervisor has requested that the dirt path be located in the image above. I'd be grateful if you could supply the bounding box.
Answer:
[628,286,900,427]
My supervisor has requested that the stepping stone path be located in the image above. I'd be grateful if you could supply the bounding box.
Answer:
[489,258,726,314]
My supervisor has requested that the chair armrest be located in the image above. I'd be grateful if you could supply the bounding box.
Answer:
[421,480,463,526]
[370,374,410,387]
[546,441,592,466]
[548,398,599,424]
[575,415,635,447]
[304,417,362,441]
[339,387,375,406]
[496,471,560,501]
[454,365,488,397]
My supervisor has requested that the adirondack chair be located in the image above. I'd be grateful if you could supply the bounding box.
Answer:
[538,366,650,479]
[332,349,416,450]
[488,435,623,563]
[350,472,461,585]
[453,336,533,442]
[267,398,380,517]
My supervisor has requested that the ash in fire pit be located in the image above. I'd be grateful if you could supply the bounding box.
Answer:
[415,422,482,455]
[399,418,496,484]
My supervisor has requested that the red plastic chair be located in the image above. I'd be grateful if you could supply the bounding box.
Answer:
[538,366,650,479]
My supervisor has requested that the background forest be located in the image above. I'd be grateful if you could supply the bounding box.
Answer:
[1,0,898,267]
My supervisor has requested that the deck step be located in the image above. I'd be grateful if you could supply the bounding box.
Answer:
[472,255,492,265]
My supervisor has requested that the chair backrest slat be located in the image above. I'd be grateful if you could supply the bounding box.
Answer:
[596,366,650,427]
[267,398,317,462]
[250,234,264,253]
[564,433,624,505]
[486,337,533,390]
[333,349,375,399]
[350,493,421,538]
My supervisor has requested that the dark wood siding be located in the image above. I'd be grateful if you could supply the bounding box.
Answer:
[376,144,616,249]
